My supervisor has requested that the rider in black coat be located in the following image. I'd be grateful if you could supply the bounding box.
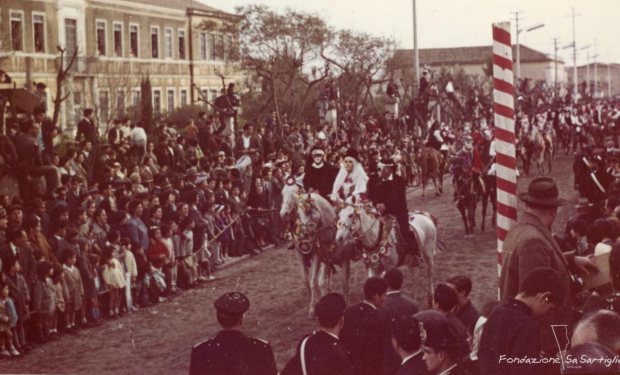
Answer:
[371,159,420,263]
[303,146,338,198]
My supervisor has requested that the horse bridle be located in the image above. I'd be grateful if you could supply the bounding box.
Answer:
[337,204,382,249]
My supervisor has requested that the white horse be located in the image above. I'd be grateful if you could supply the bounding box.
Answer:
[335,203,437,302]
[280,181,350,317]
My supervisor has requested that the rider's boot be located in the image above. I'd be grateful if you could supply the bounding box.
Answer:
[402,230,421,267]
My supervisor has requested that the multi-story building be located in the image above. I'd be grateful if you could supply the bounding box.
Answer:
[0,0,242,131]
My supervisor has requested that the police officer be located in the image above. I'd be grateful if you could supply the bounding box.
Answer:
[371,158,420,264]
[391,315,428,375]
[189,292,276,375]
[282,293,354,375]
[416,310,470,375]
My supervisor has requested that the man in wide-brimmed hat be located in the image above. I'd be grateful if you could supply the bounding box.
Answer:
[499,176,597,354]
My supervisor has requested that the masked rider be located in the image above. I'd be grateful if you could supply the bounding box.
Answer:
[303,146,338,198]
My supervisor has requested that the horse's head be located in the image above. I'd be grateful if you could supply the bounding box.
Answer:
[298,195,321,227]
[335,204,359,246]
[280,181,302,219]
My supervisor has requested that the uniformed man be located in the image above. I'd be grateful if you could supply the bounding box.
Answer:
[303,146,338,198]
[189,292,276,375]
[339,277,387,375]
[371,158,420,264]
[281,293,354,375]
[380,269,420,375]
[416,310,470,375]
[391,315,428,375]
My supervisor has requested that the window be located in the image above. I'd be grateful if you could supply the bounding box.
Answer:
[150,27,159,58]
[74,91,83,125]
[113,23,123,57]
[178,30,185,59]
[129,24,139,57]
[208,33,215,60]
[167,89,174,112]
[180,89,188,107]
[224,35,233,61]
[33,14,45,53]
[10,11,23,51]
[210,89,218,101]
[65,19,78,58]
[99,91,110,124]
[215,34,224,60]
[164,28,172,59]
[153,89,161,115]
[200,32,207,60]
[132,90,141,109]
[116,90,125,117]
[96,21,106,56]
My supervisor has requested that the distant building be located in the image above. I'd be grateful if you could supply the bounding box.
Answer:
[566,63,620,97]
[0,0,242,130]
[394,44,565,86]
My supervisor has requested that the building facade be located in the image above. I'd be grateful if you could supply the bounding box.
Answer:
[0,0,242,131]
[394,45,566,86]
[566,63,620,98]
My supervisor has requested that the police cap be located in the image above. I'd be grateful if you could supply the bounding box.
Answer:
[315,293,346,319]
[214,292,250,315]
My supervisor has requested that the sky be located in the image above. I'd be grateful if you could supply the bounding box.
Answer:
[202,0,619,67]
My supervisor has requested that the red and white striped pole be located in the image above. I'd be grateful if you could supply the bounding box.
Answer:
[492,22,518,296]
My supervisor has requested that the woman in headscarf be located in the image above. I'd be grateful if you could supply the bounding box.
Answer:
[330,148,369,203]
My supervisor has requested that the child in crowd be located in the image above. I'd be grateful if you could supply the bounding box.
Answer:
[178,217,198,288]
[147,226,169,302]
[61,248,84,330]
[160,222,177,295]
[119,237,137,312]
[101,246,126,318]
[0,282,20,357]
[3,256,30,353]
[51,264,68,334]
[131,243,150,307]
[81,241,101,325]
[32,261,56,342]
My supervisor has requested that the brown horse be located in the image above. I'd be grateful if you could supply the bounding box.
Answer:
[417,147,445,197]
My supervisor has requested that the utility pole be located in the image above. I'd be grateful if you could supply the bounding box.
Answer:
[412,0,419,88]
[608,57,612,97]
[593,39,598,98]
[553,38,560,90]
[412,0,420,131]
[512,11,523,83]
[581,45,591,93]
[570,7,578,101]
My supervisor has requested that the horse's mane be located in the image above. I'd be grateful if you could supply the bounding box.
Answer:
[304,193,337,224]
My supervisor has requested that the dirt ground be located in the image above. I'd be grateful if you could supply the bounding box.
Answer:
[0,155,578,375]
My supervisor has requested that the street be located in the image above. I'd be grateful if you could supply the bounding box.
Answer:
[0,155,579,374]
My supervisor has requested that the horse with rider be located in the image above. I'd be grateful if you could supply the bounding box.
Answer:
[282,144,440,307]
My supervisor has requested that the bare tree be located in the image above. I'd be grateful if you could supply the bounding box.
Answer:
[321,30,395,125]
[51,45,78,126]
[234,5,331,126]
